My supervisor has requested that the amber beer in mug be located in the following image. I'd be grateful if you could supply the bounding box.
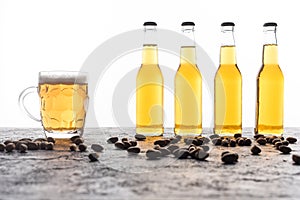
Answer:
[19,71,88,138]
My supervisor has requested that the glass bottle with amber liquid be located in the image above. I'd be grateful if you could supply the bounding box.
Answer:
[175,22,202,135]
[214,22,242,135]
[136,22,164,136]
[255,22,284,135]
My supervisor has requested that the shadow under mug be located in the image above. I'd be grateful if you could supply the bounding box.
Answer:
[19,71,89,139]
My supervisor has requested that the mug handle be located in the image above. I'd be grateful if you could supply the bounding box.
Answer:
[18,86,41,122]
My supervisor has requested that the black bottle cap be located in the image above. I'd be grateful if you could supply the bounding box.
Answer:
[181,22,195,26]
[221,22,235,27]
[143,22,157,26]
[263,22,277,27]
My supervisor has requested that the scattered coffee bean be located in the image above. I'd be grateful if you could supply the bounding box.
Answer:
[5,143,15,152]
[251,145,261,155]
[202,145,210,152]
[266,136,277,144]
[195,150,209,161]
[40,142,47,150]
[272,138,282,145]
[115,142,125,150]
[47,137,55,144]
[275,142,283,149]
[146,149,161,160]
[257,138,267,145]
[254,134,265,140]
[193,139,203,146]
[188,145,197,152]
[74,138,84,145]
[238,138,245,146]
[0,143,5,151]
[70,144,77,151]
[19,138,32,142]
[176,149,190,159]
[282,141,289,146]
[78,143,87,152]
[159,148,171,156]
[123,141,131,149]
[222,152,238,164]
[234,133,242,139]
[212,138,222,146]
[88,153,99,162]
[121,138,128,143]
[286,137,297,144]
[27,142,39,150]
[19,144,28,153]
[175,135,182,140]
[4,140,13,145]
[292,154,300,165]
[129,141,137,147]
[107,137,118,144]
[170,138,180,144]
[154,140,167,147]
[244,138,252,146]
[221,139,229,147]
[34,138,47,142]
[198,137,210,144]
[70,136,81,143]
[184,138,194,145]
[46,142,54,150]
[221,151,230,157]
[229,140,236,147]
[278,145,292,154]
[15,141,27,150]
[127,147,141,154]
[167,145,179,153]
[153,145,161,150]
[209,134,219,139]
[135,134,146,141]
[91,144,104,152]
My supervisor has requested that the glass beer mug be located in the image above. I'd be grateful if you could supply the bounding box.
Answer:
[19,71,89,139]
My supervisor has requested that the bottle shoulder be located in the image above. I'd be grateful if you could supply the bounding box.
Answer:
[257,64,283,79]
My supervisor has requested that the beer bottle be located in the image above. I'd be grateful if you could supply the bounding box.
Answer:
[214,22,242,135]
[174,22,202,135]
[255,22,284,135]
[136,22,164,136]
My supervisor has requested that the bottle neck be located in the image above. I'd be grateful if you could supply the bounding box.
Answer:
[263,26,278,65]
[180,25,196,65]
[142,45,158,65]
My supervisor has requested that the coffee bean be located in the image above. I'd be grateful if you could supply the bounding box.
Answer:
[221,151,230,157]
[282,141,289,146]
[70,144,77,151]
[115,142,125,150]
[135,134,146,141]
[184,138,194,145]
[88,153,99,162]
[78,143,87,152]
[46,142,54,150]
[286,137,297,144]
[175,135,182,140]
[257,138,267,145]
[266,136,277,144]
[107,137,118,144]
[5,143,15,152]
[188,145,197,152]
[146,149,161,159]
[221,139,229,147]
[154,140,167,147]
[254,134,265,140]
[272,138,281,145]
[251,145,261,155]
[127,147,141,154]
[47,137,55,144]
[238,138,245,146]
[244,138,252,146]
[170,138,180,144]
[153,145,161,150]
[159,148,171,156]
[222,153,238,164]
[19,144,28,153]
[278,145,292,154]
[91,144,104,152]
[40,142,47,150]
[229,139,236,147]
[19,138,32,142]
[15,141,27,150]
[209,134,220,139]
[197,137,210,144]
[212,138,222,146]
[27,142,39,150]
[234,133,242,139]
[121,138,128,143]
[193,139,204,146]
[195,150,209,161]
[4,140,13,145]
[129,141,137,147]
[123,141,131,149]
[176,149,190,159]
[275,142,283,149]
[70,136,81,143]
[74,138,84,145]
[292,154,300,165]
[202,145,210,152]
[0,144,5,151]
[167,145,179,153]
[34,138,47,142]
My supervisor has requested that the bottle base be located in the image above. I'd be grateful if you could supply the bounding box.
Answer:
[255,125,283,135]
[136,126,163,136]
[174,125,202,136]
[214,125,242,135]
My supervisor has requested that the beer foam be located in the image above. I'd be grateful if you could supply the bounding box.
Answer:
[39,72,88,84]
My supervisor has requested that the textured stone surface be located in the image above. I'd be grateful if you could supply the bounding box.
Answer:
[0,127,300,199]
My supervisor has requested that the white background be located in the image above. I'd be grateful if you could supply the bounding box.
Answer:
[0,0,299,128]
